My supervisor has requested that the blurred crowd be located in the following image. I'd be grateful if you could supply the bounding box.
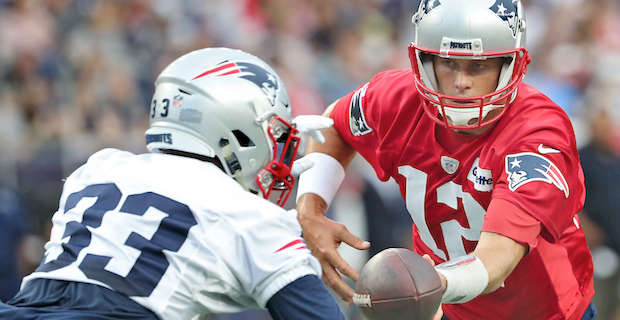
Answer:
[1,0,620,319]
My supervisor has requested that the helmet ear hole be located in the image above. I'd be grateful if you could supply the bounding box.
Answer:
[232,130,255,147]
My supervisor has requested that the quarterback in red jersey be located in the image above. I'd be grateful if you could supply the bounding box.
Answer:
[295,0,596,319]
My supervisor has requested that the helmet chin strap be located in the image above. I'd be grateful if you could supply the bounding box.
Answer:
[437,104,503,127]
[220,138,250,192]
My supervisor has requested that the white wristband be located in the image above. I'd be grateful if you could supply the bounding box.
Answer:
[435,255,489,304]
[296,152,345,208]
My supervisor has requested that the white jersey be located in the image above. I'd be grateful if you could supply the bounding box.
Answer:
[23,149,321,320]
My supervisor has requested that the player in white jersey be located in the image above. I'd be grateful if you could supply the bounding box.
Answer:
[0,48,346,320]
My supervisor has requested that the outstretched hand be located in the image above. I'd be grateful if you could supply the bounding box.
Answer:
[290,115,335,177]
[291,156,314,177]
[292,115,334,144]
[297,195,370,305]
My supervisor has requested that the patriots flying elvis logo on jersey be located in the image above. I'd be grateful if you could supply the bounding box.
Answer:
[349,83,372,136]
[505,152,569,198]
[489,0,520,38]
[192,61,279,106]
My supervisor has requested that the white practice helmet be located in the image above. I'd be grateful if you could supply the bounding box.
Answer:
[409,0,531,129]
[145,48,300,206]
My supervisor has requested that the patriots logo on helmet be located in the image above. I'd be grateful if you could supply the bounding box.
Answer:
[489,0,520,38]
[421,0,442,14]
[192,61,279,106]
[505,152,569,198]
[414,0,442,24]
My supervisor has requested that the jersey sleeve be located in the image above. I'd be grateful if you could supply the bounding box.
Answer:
[266,275,346,320]
[331,82,386,179]
[486,106,585,242]
[482,198,542,251]
[331,71,413,181]
[216,206,322,308]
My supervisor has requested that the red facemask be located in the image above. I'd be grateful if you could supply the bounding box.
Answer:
[408,44,531,130]
[256,116,301,207]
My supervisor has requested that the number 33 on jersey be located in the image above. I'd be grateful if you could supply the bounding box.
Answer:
[36,183,196,297]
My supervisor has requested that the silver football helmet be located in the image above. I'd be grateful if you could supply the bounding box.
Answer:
[409,0,531,129]
[145,48,300,206]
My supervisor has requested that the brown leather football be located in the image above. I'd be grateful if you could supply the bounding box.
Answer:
[354,248,443,320]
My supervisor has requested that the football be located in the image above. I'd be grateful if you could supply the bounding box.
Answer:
[353,248,443,320]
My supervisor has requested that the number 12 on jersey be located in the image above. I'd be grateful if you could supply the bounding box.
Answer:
[398,166,486,261]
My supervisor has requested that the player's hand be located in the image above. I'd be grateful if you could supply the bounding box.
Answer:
[290,116,335,177]
[292,115,334,144]
[297,194,370,305]
[291,156,314,177]
[423,254,444,320]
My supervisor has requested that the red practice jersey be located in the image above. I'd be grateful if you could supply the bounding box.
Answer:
[331,69,594,320]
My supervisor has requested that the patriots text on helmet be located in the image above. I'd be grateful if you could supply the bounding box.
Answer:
[450,41,472,50]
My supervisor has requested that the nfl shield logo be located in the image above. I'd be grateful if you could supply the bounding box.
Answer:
[173,95,183,107]
[441,156,459,174]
